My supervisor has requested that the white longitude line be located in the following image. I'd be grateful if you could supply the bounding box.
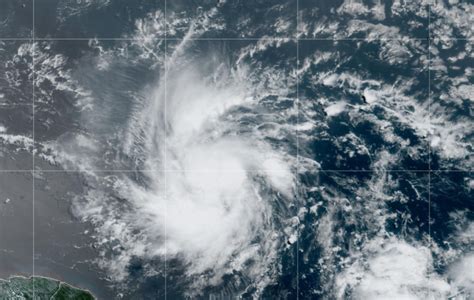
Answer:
[428,0,432,299]
[296,0,300,298]
[164,0,168,298]
[32,0,36,297]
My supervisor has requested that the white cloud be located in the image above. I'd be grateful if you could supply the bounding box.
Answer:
[337,237,451,300]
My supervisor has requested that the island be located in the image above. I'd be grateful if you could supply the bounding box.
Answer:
[0,276,95,299]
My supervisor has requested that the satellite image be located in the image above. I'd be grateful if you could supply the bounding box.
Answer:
[0,0,473,299]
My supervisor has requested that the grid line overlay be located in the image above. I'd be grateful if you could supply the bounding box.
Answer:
[428,1,432,298]
[0,37,473,41]
[164,0,168,297]
[32,0,36,298]
[296,0,300,298]
[0,169,471,173]
[0,169,470,173]
[0,1,471,299]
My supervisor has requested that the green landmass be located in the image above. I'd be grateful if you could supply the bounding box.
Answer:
[0,276,95,300]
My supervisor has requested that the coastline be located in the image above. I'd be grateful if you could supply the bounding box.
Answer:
[0,275,96,299]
